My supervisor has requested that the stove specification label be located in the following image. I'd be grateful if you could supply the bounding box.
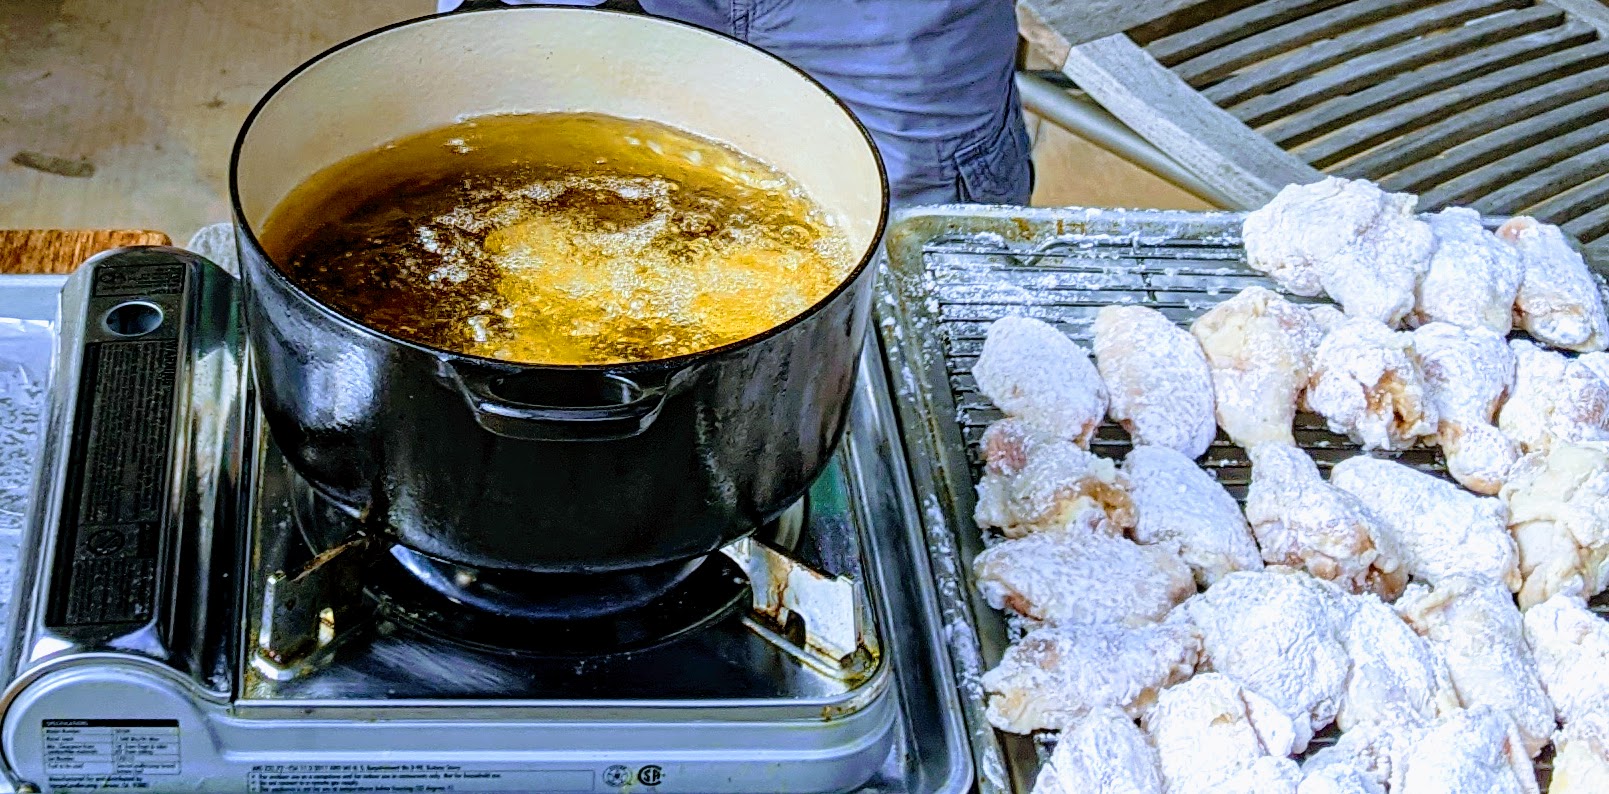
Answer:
[43,718,180,787]
[247,764,595,793]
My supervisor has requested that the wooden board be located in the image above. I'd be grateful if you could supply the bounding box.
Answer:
[0,229,171,275]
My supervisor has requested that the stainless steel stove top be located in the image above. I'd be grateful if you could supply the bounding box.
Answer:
[0,246,973,793]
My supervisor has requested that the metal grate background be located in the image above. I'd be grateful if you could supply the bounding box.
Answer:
[1128,0,1609,253]
[876,204,1608,793]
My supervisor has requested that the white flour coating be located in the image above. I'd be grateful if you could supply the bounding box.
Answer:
[1142,672,1302,794]
[1337,591,1460,732]
[1412,207,1525,334]
[1309,304,1347,333]
[1029,707,1164,794]
[1192,286,1325,447]
[1502,444,1609,610]
[973,419,1134,536]
[1330,455,1520,590]
[980,620,1201,734]
[973,316,1108,445]
[1245,444,1405,598]
[1391,706,1540,794]
[1304,317,1437,451]
[1412,322,1519,494]
[1521,593,1609,727]
[1123,445,1262,587]
[1299,729,1391,794]
[972,527,1195,628]
[1177,568,1355,749]
[1092,305,1217,458]
[1499,216,1609,353]
[1549,709,1609,794]
[1242,177,1394,298]
[1497,340,1609,454]
[1215,757,1304,794]
[1242,177,1434,326]
[1396,577,1557,757]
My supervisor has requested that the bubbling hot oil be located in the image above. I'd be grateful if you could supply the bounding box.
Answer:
[260,113,853,365]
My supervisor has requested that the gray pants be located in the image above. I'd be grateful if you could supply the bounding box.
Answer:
[437,0,1033,206]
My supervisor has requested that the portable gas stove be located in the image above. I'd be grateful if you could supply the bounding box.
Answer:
[0,246,971,793]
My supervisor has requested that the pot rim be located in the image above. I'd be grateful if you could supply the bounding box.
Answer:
[228,4,890,373]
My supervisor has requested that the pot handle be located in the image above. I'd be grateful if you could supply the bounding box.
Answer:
[452,0,647,12]
[443,362,672,442]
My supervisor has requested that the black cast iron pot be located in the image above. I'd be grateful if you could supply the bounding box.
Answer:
[230,7,887,575]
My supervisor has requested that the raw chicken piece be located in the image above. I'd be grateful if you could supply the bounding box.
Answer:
[1123,445,1262,586]
[1499,216,1609,353]
[1241,177,1435,326]
[1392,706,1540,794]
[1092,305,1217,458]
[1550,710,1609,794]
[1396,577,1556,756]
[1244,444,1406,598]
[1412,207,1524,334]
[1215,757,1304,794]
[1191,286,1326,448]
[1338,592,1460,731]
[1502,445,1609,609]
[1143,672,1302,794]
[973,419,1134,537]
[1522,593,1609,727]
[972,528,1195,628]
[1309,303,1347,332]
[1498,340,1609,454]
[973,316,1108,446]
[981,621,1200,734]
[1177,568,1353,748]
[1299,728,1394,794]
[1028,707,1164,794]
[1330,456,1520,590]
[1304,317,1437,451]
[1413,323,1520,494]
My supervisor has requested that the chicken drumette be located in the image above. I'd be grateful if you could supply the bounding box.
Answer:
[1501,444,1609,610]
[1124,444,1262,587]
[973,315,1108,446]
[1143,672,1304,794]
[1498,216,1609,353]
[1412,207,1524,334]
[1396,576,1557,756]
[972,527,1195,628]
[973,418,1133,537]
[1242,177,1435,326]
[1093,305,1217,459]
[981,620,1200,734]
[1330,455,1520,590]
[1244,444,1405,598]
[1191,286,1325,448]
[1304,317,1437,452]
[1029,707,1164,794]
[1412,322,1520,494]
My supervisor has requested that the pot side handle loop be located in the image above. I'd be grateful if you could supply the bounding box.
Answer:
[443,361,670,442]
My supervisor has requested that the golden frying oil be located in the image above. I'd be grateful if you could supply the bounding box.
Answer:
[260,113,852,365]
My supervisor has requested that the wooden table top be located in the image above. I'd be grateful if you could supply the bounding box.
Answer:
[0,229,171,275]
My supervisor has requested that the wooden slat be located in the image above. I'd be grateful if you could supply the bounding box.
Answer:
[0,229,171,274]
[1060,35,1323,209]
[1304,47,1609,170]
[1173,0,1427,86]
[1473,142,1609,214]
[1144,0,1352,65]
[1262,19,1598,147]
[1223,3,1558,123]
[1564,200,1609,248]
[1413,107,1609,206]
[1016,0,1208,52]
[1207,0,1536,110]
[1547,0,1609,38]
[1529,172,1609,228]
